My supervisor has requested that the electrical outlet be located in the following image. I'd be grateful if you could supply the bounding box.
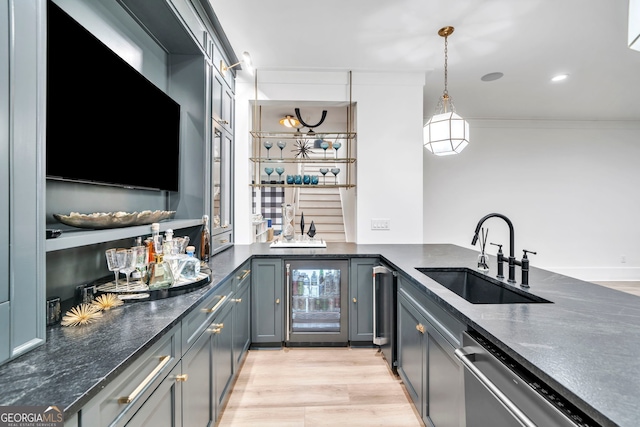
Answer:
[371,219,390,230]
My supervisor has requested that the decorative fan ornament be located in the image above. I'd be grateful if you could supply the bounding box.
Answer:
[292,139,312,159]
[92,293,124,311]
[61,303,103,327]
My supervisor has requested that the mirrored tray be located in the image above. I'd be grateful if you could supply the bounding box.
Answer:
[53,210,176,229]
[95,270,210,302]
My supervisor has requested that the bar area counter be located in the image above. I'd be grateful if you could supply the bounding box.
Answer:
[0,243,637,427]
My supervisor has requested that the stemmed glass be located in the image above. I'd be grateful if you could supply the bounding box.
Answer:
[275,167,285,183]
[105,248,124,291]
[277,141,287,159]
[319,168,329,185]
[118,248,136,291]
[320,141,329,158]
[332,141,342,157]
[132,245,148,285]
[331,168,341,185]
[265,167,274,183]
[263,141,273,159]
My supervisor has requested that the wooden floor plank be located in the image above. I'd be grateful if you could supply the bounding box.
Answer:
[217,347,423,426]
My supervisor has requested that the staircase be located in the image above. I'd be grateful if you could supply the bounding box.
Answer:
[295,161,346,242]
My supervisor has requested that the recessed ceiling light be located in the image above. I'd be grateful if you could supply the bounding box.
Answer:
[551,74,569,82]
[481,72,504,82]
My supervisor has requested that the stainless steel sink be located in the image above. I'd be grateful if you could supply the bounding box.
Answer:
[416,267,552,304]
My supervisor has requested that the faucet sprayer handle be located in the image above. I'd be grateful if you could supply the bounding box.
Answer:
[490,242,503,252]
[522,249,537,258]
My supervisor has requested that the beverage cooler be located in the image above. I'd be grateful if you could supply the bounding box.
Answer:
[285,260,349,345]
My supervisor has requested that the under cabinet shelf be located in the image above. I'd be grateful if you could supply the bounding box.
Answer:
[250,157,356,164]
[45,219,202,252]
[250,131,356,140]
[250,183,356,189]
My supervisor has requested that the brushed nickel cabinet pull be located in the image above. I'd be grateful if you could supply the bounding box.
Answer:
[275,298,280,304]
[118,355,171,404]
[204,295,227,313]
[416,323,425,334]
[208,328,222,334]
[175,374,188,382]
[352,297,357,303]
[237,269,250,280]
[232,298,242,303]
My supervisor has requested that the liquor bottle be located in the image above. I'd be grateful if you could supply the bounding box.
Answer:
[148,223,160,263]
[146,232,174,290]
[179,246,201,280]
[201,215,211,263]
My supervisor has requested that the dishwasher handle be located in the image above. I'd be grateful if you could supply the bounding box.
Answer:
[454,347,537,427]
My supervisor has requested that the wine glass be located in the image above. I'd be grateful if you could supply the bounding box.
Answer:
[320,141,329,158]
[319,168,329,185]
[105,248,124,290]
[132,245,148,285]
[118,248,136,291]
[331,167,341,185]
[265,167,274,183]
[277,141,287,159]
[332,141,342,157]
[275,167,285,183]
[263,141,273,159]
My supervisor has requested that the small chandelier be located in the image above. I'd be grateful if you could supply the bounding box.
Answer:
[424,26,469,156]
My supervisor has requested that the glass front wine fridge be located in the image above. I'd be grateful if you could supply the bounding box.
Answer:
[285,260,349,345]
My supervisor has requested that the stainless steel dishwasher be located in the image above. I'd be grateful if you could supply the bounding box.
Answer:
[456,330,601,427]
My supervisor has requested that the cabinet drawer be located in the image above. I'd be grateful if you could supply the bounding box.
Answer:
[398,274,465,347]
[211,229,232,254]
[233,262,251,292]
[181,279,233,352]
[80,324,181,426]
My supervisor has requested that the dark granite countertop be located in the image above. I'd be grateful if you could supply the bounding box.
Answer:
[1,243,637,427]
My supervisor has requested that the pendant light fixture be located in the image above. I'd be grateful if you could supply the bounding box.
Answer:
[424,26,469,156]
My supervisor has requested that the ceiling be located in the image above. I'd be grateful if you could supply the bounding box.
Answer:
[208,0,640,123]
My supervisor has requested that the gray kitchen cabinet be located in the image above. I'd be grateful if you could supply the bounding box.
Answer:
[79,324,182,427]
[182,324,214,426]
[348,258,376,343]
[397,275,464,427]
[212,299,234,419]
[232,265,251,369]
[0,0,45,367]
[123,362,182,427]
[181,277,233,426]
[251,258,284,346]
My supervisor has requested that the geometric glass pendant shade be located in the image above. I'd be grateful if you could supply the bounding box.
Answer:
[424,26,469,156]
[423,110,469,156]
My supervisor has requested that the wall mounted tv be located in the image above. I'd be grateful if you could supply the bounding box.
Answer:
[46,1,181,192]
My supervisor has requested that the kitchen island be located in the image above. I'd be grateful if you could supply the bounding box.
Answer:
[0,243,637,427]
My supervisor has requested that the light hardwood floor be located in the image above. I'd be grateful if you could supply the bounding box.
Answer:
[593,281,640,296]
[217,347,423,426]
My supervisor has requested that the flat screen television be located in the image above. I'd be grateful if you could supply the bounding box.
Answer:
[46,1,181,192]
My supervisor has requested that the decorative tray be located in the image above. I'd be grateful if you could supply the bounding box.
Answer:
[95,270,210,302]
[53,210,176,229]
[270,238,327,248]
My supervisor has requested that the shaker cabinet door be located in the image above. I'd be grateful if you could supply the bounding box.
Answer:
[251,259,283,345]
[349,258,376,343]
[0,0,9,365]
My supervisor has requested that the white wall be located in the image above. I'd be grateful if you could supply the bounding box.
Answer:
[234,70,425,244]
[423,119,640,281]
